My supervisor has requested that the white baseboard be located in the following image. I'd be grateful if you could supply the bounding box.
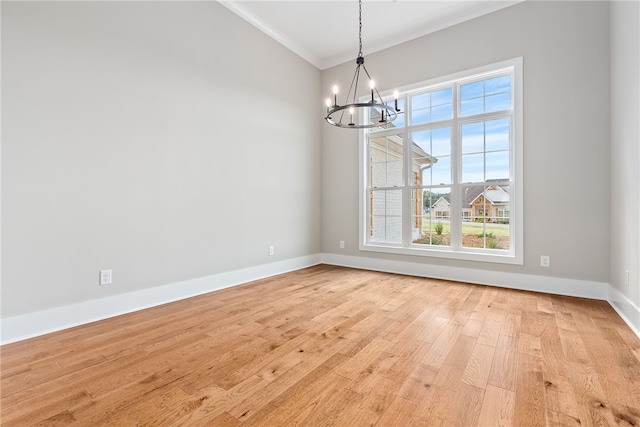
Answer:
[3,252,638,345]
[0,254,322,345]
[608,285,640,338]
[321,253,609,300]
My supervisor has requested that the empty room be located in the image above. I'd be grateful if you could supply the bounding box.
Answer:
[1,0,639,425]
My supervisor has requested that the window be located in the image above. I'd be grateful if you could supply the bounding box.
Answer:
[360,58,523,264]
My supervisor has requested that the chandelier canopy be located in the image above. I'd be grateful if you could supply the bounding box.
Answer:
[324,0,400,129]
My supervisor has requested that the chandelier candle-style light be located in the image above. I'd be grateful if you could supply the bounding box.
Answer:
[324,0,400,129]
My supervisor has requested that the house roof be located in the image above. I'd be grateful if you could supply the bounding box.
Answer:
[412,144,437,167]
[370,120,438,168]
[472,186,509,205]
[432,195,450,207]
[432,181,509,208]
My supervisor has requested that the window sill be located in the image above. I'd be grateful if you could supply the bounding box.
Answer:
[360,242,523,265]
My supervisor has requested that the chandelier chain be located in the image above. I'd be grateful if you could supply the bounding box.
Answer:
[358,0,363,57]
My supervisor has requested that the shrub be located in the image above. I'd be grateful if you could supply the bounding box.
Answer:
[486,239,502,249]
[431,236,445,245]
[435,222,444,235]
[477,231,495,238]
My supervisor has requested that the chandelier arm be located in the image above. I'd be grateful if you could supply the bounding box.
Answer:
[362,64,386,106]
[361,64,375,104]
[351,65,361,105]
[337,65,361,124]
[337,106,346,126]
[361,63,373,81]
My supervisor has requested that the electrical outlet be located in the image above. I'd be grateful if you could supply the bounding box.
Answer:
[339,240,345,249]
[540,256,550,268]
[268,246,274,256]
[99,269,112,286]
[625,269,630,287]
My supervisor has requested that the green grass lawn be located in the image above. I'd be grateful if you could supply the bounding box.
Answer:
[422,217,510,237]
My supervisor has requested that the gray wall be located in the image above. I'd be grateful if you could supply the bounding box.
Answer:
[610,0,640,307]
[1,2,322,317]
[322,1,611,284]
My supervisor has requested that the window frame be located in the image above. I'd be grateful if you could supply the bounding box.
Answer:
[359,58,523,265]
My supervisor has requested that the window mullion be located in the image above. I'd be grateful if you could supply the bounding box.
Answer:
[402,125,412,246]
[450,84,462,250]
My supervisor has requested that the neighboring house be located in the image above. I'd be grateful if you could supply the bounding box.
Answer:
[369,135,438,242]
[411,144,438,239]
[469,185,510,222]
[432,196,451,219]
[431,182,510,223]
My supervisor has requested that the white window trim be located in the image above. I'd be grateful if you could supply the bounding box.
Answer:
[359,57,523,265]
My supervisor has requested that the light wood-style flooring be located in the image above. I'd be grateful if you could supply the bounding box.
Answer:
[2,265,640,426]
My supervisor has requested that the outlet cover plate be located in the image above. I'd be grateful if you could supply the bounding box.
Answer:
[99,269,112,286]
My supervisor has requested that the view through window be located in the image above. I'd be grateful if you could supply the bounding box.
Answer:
[362,58,522,264]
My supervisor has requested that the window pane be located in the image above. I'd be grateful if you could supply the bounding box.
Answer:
[462,119,510,183]
[461,81,483,100]
[385,216,403,244]
[461,184,510,250]
[430,156,451,186]
[369,134,403,188]
[462,153,484,183]
[431,88,453,121]
[460,98,483,116]
[369,189,403,244]
[486,92,511,112]
[412,93,430,109]
[431,104,452,121]
[411,93,430,125]
[432,128,451,157]
[460,74,511,116]
[411,108,430,125]
[485,151,509,180]
[485,118,510,151]
[432,88,452,106]
[462,122,485,154]
[411,88,452,125]
[412,187,451,246]
[412,127,451,185]
[485,75,511,95]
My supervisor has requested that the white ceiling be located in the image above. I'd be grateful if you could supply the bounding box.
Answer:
[219,1,523,70]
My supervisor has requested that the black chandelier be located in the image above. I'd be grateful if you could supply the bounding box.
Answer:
[324,0,400,129]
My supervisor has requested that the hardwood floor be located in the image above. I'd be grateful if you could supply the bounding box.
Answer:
[1,265,639,426]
